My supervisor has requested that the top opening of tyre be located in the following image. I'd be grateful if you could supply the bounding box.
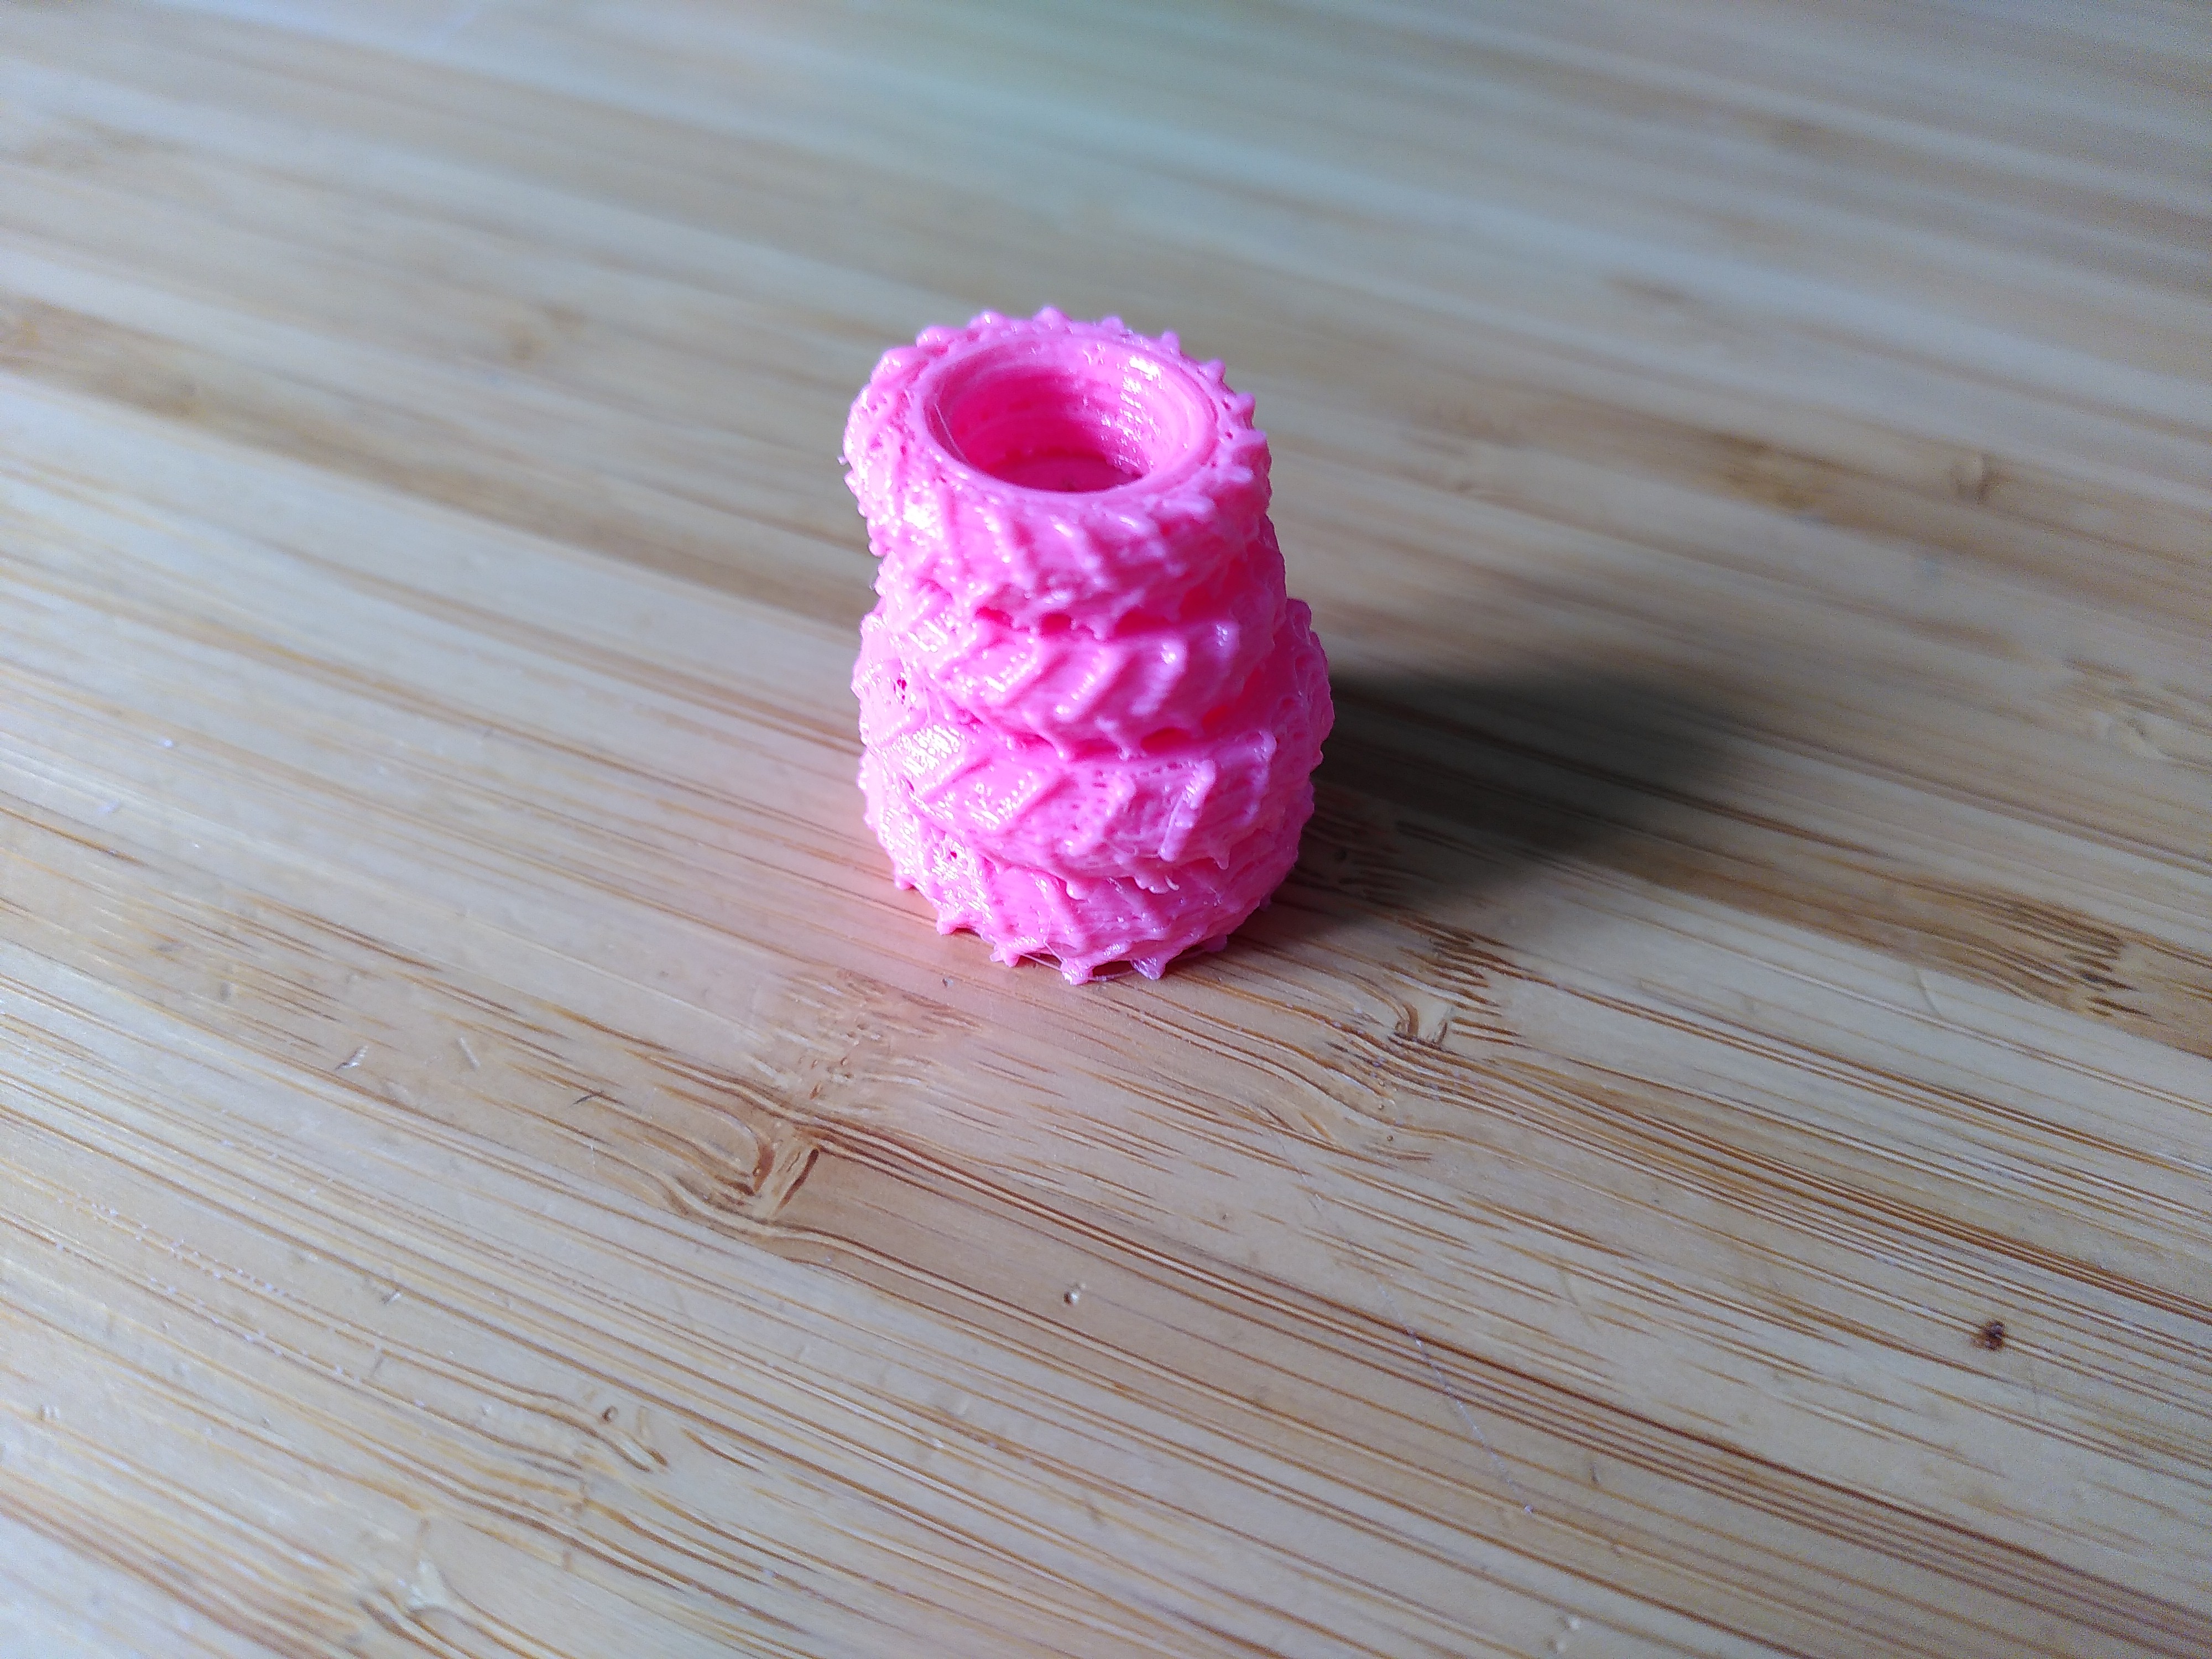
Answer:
[921,337,1217,495]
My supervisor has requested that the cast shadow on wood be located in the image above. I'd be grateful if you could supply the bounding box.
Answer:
[1246,667,1739,950]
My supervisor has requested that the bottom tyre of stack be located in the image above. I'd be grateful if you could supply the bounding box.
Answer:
[854,602,1330,983]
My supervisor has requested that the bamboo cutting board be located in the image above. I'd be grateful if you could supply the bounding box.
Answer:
[2,2,2209,1655]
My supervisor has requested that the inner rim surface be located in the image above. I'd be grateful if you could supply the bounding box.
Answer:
[924,337,1214,494]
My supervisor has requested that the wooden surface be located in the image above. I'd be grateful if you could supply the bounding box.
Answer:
[2,2,2209,1654]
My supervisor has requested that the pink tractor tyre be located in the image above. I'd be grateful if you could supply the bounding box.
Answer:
[844,309,1332,983]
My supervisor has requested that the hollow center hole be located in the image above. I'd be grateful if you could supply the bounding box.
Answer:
[926,340,1211,494]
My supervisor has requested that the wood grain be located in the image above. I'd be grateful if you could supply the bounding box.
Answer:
[2,1,2208,1653]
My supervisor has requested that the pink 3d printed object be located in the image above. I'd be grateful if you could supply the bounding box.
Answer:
[844,309,1333,983]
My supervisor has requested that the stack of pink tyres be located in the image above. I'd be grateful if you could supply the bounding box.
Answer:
[844,308,1333,983]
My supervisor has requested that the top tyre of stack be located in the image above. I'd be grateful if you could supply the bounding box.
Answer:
[843,309,1279,641]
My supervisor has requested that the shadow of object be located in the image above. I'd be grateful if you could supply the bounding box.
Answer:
[1255,667,1739,946]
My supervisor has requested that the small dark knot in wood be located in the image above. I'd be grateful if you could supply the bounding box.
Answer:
[1973,1319,2006,1352]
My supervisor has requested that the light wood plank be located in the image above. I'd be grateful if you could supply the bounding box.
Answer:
[2,1,2208,1653]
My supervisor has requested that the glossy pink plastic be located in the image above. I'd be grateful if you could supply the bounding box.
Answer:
[844,309,1333,982]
